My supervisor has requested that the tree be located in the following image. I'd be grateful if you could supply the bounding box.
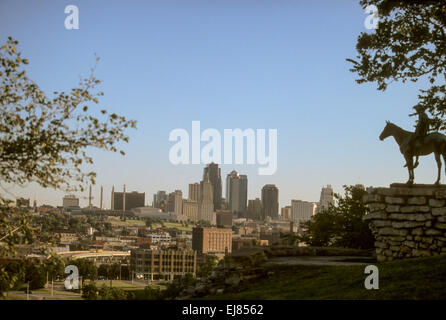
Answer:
[197,255,218,278]
[0,37,135,295]
[299,185,375,250]
[347,1,446,129]
[68,259,97,284]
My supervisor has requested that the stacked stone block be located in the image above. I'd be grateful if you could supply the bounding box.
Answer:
[363,184,446,262]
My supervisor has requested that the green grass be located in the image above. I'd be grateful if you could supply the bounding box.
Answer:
[201,255,446,300]
[152,222,193,232]
[109,219,146,227]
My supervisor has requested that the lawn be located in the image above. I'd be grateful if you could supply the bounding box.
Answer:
[201,254,446,300]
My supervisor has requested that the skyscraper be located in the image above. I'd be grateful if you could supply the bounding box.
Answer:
[188,183,200,202]
[153,191,167,209]
[261,184,279,220]
[112,188,145,211]
[199,172,215,224]
[318,185,335,213]
[247,198,262,220]
[203,163,222,210]
[226,170,248,217]
[167,190,183,215]
[291,200,317,224]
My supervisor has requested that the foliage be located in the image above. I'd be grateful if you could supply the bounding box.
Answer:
[68,259,97,284]
[347,0,446,129]
[299,185,375,250]
[82,282,131,300]
[0,37,135,295]
[162,273,197,299]
[197,255,218,278]
[0,37,136,191]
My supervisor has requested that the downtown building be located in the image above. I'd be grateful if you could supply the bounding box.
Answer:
[291,200,318,225]
[203,163,222,210]
[130,248,197,281]
[188,183,200,202]
[182,199,199,222]
[63,195,79,208]
[317,185,335,213]
[111,186,145,211]
[192,227,232,255]
[261,184,279,220]
[198,172,215,224]
[167,190,183,215]
[226,170,248,218]
[247,198,263,221]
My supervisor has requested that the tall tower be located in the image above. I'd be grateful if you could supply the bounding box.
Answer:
[261,184,279,220]
[318,185,334,213]
[203,163,222,210]
[188,183,200,202]
[123,184,126,212]
[111,186,115,210]
[199,172,215,224]
[226,170,248,217]
[100,186,103,210]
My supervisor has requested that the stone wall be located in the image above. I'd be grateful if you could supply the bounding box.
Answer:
[363,184,446,262]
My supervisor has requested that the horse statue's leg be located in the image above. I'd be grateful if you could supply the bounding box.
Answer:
[435,152,441,185]
[405,155,414,185]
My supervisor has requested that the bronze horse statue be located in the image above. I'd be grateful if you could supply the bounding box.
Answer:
[379,121,446,185]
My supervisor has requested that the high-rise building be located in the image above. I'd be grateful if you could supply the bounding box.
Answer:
[153,191,167,209]
[63,195,79,208]
[112,189,145,211]
[247,198,262,220]
[281,206,292,221]
[216,210,233,228]
[203,163,222,210]
[192,227,232,254]
[261,184,279,220]
[182,199,198,221]
[291,200,317,224]
[188,183,200,202]
[173,190,183,215]
[226,170,248,217]
[318,185,335,213]
[199,172,215,224]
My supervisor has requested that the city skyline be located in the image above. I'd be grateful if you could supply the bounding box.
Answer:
[0,0,438,209]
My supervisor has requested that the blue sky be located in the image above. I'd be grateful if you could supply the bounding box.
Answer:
[0,0,438,208]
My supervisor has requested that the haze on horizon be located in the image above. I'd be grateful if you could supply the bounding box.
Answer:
[0,0,438,209]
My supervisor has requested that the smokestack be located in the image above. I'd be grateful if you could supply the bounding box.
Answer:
[89,185,92,208]
[111,185,115,210]
[100,186,103,210]
[123,184,126,212]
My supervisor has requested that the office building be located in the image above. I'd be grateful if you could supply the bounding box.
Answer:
[203,163,222,210]
[130,248,197,281]
[261,184,279,220]
[281,206,292,221]
[198,172,215,224]
[216,210,233,228]
[112,188,145,211]
[63,195,79,208]
[182,199,199,221]
[192,227,232,254]
[247,198,262,220]
[318,185,334,213]
[188,183,200,202]
[291,200,317,224]
[226,170,248,217]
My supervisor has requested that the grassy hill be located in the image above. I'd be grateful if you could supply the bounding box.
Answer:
[200,254,446,300]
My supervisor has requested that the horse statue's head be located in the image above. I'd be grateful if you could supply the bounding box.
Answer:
[379,120,393,141]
